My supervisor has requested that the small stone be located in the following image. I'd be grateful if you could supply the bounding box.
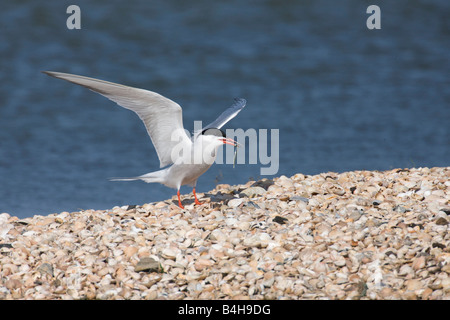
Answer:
[250,221,267,230]
[405,279,423,291]
[72,220,86,232]
[161,248,178,260]
[239,186,266,198]
[294,211,311,223]
[87,274,101,283]
[37,263,54,277]
[5,279,22,290]
[333,257,346,267]
[0,223,13,239]
[237,221,251,230]
[245,201,260,209]
[210,229,227,242]
[442,277,450,293]
[273,216,288,225]
[243,233,271,248]
[432,242,446,250]
[262,275,275,288]
[398,264,413,276]
[412,256,425,271]
[0,213,10,223]
[328,229,344,240]
[115,265,127,282]
[194,259,214,271]
[289,196,309,203]
[135,257,162,273]
[349,211,362,221]
[251,179,274,190]
[435,217,448,225]
[278,177,294,189]
[394,205,407,213]
[228,199,244,208]
[330,185,345,196]
[123,246,138,260]
[225,218,238,226]
[442,264,450,274]
[379,287,393,298]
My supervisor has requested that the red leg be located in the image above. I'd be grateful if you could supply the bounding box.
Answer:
[193,187,203,205]
[177,190,184,209]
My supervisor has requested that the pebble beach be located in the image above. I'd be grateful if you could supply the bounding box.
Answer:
[0,167,449,300]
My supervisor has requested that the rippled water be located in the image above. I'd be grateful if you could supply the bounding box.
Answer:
[1,0,449,218]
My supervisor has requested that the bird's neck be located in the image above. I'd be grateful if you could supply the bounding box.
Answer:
[192,138,220,166]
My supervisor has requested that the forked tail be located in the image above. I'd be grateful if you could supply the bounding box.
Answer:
[110,169,167,184]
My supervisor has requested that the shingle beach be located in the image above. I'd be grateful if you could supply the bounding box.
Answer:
[1,167,449,300]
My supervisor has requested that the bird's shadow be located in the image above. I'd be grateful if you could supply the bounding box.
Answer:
[171,178,275,208]
[247,178,274,191]
[170,191,235,208]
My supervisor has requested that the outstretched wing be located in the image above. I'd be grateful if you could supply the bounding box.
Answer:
[203,98,246,130]
[43,71,191,168]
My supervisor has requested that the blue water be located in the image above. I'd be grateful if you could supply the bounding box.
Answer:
[1,0,449,218]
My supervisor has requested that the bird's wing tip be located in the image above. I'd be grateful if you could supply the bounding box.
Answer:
[42,70,60,78]
[233,97,247,108]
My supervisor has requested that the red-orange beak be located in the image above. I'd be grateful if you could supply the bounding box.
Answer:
[220,138,238,146]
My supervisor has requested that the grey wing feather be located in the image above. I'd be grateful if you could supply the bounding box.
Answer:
[203,98,246,130]
[42,71,191,168]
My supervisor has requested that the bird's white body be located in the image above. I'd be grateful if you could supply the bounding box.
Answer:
[43,71,246,208]
[115,134,222,189]
[137,162,213,189]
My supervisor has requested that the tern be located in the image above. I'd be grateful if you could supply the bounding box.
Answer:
[43,71,246,209]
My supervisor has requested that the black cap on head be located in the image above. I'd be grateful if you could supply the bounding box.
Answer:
[201,128,226,138]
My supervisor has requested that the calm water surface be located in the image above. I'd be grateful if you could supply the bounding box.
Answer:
[0,0,449,218]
